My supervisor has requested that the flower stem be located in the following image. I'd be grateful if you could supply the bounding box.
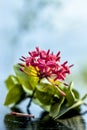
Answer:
[27,88,36,113]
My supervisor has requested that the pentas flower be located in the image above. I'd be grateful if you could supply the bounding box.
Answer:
[19,47,73,96]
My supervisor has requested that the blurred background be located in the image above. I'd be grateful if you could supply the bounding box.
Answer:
[0,0,87,95]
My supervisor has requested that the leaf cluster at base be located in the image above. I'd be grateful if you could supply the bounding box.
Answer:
[4,65,87,118]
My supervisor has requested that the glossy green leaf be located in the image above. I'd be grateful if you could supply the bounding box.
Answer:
[14,65,38,91]
[65,82,77,106]
[72,89,80,99]
[55,80,65,90]
[53,81,66,97]
[49,97,65,118]
[23,66,39,88]
[4,84,24,106]
[36,82,56,95]
[5,75,19,90]
[54,99,85,119]
[37,82,63,99]
[36,83,51,92]
[35,89,53,105]
[33,98,51,112]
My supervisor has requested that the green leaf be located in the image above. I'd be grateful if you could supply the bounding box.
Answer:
[4,84,24,106]
[5,75,19,90]
[49,97,65,118]
[37,82,63,99]
[72,89,80,99]
[36,82,56,95]
[65,82,77,106]
[52,93,87,119]
[81,93,87,100]
[14,65,39,91]
[54,99,84,119]
[23,66,39,88]
[33,98,51,112]
[36,83,51,92]
[35,89,53,105]
[55,80,65,90]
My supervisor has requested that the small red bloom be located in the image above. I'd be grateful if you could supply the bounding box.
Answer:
[19,47,73,96]
[20,47,73,81]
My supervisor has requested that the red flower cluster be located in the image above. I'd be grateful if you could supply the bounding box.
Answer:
[20,47,73,82]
